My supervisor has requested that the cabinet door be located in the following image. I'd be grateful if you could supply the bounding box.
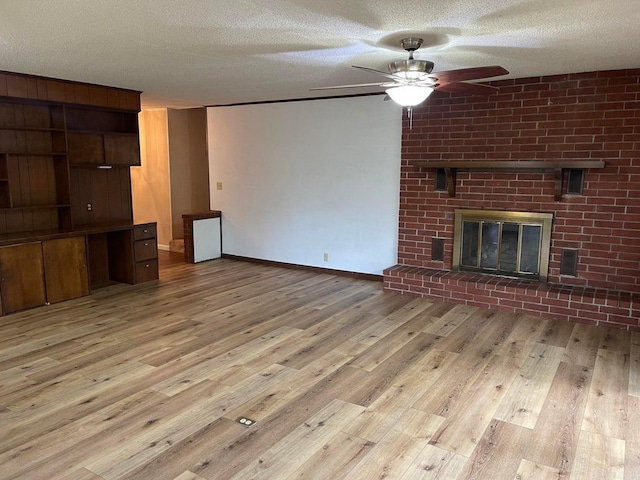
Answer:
[67,132,105,164]
[0,243,46,314]
[104,134,140,165]
[42,237,89,304]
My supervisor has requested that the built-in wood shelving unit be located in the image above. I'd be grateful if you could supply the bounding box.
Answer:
[410,160,606,201]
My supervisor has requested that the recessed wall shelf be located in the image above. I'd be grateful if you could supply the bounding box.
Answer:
[410,160,606,201]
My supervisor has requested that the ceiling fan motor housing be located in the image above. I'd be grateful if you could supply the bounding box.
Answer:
[388,60,435,80]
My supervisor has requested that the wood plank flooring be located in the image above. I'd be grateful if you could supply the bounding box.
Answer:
[0,252,637,479]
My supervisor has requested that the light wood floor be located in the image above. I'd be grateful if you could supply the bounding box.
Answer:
[0,253,638,480]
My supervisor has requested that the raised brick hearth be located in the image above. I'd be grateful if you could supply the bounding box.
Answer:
[385,69,640,330]
[384,266,639,330]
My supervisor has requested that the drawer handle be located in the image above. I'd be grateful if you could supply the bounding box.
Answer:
[143,229,148,233]
[145,264,150,268]
[144,242,149,246]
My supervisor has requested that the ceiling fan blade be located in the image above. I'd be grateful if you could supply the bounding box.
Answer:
[435,82,498,95]
[435,66,508,84]
[352,65,405,82]
[310,81,393,91]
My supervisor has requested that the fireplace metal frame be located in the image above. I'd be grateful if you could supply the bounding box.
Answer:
[452,209,553,282]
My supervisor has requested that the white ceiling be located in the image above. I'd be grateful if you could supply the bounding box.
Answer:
[1,0,639,108]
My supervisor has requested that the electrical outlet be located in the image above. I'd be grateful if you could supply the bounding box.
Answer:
[237,416,256,427]
[216,181,223,190]
[323,253,329,262]
[87,203,92,211]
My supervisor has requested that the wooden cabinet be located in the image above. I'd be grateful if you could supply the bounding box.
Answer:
[0,238,90,313]
[0,70,150,317]
[42,237,89,304]
[0,242,46,314]
[85,223,158,290]
[66,106,140,166]
[104,134,140,165]
[133,223,158,284]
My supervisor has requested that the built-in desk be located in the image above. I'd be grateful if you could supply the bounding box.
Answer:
[0,222,158,315]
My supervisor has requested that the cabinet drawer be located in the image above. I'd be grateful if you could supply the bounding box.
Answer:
[135,259,158,283]
[133,223,156,241]
[134,239,157,261]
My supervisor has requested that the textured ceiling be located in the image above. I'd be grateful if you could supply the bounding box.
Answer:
[1,0,639,108]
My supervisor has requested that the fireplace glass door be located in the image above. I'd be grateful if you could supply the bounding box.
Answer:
[453,210,553,281]
[460,221,542,276]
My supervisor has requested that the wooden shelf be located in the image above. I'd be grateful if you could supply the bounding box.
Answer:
[0,126,65,133]
[410,160,606,201]
[0,203,70,211]
[6,152,67,156]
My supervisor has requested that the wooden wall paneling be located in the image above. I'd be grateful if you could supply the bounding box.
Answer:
[104,135,140,165]
[107,89,121,109]
[46,80,66,103]
[54,156,71,205]
[51,131,66,154]
[0,154,10,208]
[30,208,59,232]
[58,208,72,231]
[125,91,140,111]
[0,183,10,208]
[14,130,27,152]
[27,156,56,206]
[42,236,89,303]
[50,105,66,130]
[4,210,25,233]
[13,104,26,127]
[0,72,7,96]
[0,129,17,152]
[74,84,91,105]
[89,86,109,108]
[22,104,43,127]
[120,168,133,221]
[5,75,28,98]
[7,156,24,206]
[25,130,53,153]
[69,167,82,225]
[92,169,110,224]
[26,77,38,99]
[0,102,13,126]
[36,79,48,101]
[107,229,134,284]
[21,208,35,232]
[105,168,130,222]
[0,242,46,314]
[64,83,76,104]
[87,233,110,289]
[69,167,93,226]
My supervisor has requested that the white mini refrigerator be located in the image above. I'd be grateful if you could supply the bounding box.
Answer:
[192,217,222,262]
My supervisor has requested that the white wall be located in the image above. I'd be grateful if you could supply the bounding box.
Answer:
[207,96,401,275]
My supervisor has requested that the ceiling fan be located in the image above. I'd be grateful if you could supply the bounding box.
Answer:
[312,37,509,109]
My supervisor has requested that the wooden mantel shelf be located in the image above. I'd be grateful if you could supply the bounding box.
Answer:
[410,160,606,201]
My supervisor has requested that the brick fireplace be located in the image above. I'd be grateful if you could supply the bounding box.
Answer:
[383,69,640,330]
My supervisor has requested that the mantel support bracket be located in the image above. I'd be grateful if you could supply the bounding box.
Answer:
[413,160,605,201]
[553,168,563,202]
[445,167,456,197]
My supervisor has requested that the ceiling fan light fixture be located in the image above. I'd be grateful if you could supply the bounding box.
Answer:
[386,85,434,107]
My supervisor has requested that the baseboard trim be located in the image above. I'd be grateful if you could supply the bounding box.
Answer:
[221,254,383,282]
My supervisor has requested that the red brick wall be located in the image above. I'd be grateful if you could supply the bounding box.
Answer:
[398,69,640,293]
